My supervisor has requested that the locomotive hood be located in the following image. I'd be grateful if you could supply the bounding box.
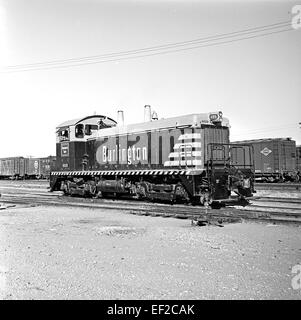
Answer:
[96,112,230,138]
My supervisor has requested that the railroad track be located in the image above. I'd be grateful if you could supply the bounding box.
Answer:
[252,196,301,204]
[254,183,301,190]
[1,185,301,226]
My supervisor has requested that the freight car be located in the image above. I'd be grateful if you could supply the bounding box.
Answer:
[24,156,57,179]
[296,145,301,177]
[40,156,57,178]
[232,138,297,182]
[0,157,26,179]
[0,156,56,179]
[50,106,255,207]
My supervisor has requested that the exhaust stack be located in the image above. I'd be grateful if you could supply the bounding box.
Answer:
[117,110,124,126]
[144,105,152,122]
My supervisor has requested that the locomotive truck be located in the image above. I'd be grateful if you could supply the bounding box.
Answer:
[50,106,255,207]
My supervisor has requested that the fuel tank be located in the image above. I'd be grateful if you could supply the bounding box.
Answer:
[96,180,127,194]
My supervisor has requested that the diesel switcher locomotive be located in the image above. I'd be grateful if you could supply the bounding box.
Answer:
[50,106,255,207]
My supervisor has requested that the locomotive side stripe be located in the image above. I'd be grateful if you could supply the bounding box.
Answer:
[174,142,202,149]
[178,133,201,140]
[168,151,202,158]
[164,160,202,166]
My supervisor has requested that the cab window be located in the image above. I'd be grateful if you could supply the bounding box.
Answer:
[85,124,98,136]
[58,129,69,141]
[75,124,84,138]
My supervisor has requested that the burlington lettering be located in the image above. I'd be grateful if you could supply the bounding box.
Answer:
[102,145,147,164]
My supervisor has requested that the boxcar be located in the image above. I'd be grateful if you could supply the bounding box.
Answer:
[39,156,57,178]
[232,138,296,182]
[25,156,57,179]
[296,145,301,172]
[0,157,25,178]
[0,156,56,179]
[25,158,41,178]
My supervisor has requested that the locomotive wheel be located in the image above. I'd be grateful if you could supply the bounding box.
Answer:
[136,182,149,199]
[174,183,190,203]
[89,184,97,197]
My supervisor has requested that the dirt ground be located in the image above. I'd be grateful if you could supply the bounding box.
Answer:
[255,189,301,198]
[0,204,300,300]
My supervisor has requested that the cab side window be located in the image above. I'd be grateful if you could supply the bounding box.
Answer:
[62,130,69,138]
[75,124,84,138]
[58,129,69,141]
[85,124,98,136]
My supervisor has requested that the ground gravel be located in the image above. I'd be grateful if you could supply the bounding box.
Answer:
[0,205,300,300]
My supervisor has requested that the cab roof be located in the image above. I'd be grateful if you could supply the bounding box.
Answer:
[57,115,116,129]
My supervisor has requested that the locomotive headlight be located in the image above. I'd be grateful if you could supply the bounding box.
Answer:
[209,111,223,124]
[209,113,219,121]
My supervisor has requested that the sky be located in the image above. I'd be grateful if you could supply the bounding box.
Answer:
[0,0,300,157]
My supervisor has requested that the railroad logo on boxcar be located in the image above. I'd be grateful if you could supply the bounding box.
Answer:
[260,147,272,156]
[34,161,39,170]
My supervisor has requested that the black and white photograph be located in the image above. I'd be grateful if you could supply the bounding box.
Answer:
[0,0,300,304]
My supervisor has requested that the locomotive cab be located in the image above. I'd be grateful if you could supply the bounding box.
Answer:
[56,115,116,171]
